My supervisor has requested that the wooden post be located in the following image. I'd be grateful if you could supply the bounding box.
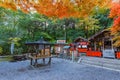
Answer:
[35,45,38,66]
[43,44,45,64]
[48,57,51,65]
[102,39,104,50]
[49,45,52,65]
[35,58,37,66]
[49,45,51,56]
[94,41,96,51]
[72,51,74,62]
[30,58,33,65]
[111,38,113,50]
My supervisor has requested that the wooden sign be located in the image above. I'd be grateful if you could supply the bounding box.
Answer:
[57,40,66,43]
[80,42,88,45]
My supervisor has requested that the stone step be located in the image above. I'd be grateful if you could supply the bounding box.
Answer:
[78,57,120,70]
[82,57,120,65]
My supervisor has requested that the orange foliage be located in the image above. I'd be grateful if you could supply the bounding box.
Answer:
[0,0,111,18]
[109,3,120,18]
[0,1,17,11]
[109,2,120,47]
[109,3,120,33]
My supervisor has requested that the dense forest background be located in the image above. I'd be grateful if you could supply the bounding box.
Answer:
[0,7,113,55]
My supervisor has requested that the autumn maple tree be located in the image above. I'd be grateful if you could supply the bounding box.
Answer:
[109,1,120,47]
[0,0,111,19]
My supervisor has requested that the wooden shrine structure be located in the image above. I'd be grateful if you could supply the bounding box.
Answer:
[69,37,89,57]
[74,36,89,53]
[88,29,115,58]
[73,29,120,59]
[88,29,113,51]
[25,37,53,66]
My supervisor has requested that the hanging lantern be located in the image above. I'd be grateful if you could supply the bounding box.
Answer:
[99,41,102,46]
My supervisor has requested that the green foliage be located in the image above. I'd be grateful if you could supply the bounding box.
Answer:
[0,7,23,54]
[0,55,13,61]
[14,47,23,55]
[76,17,100,38]
[8,37,21,46]
[0,7,113,55]
[38,32,53,41]
[0,46,3,55]
[92,7,113,29]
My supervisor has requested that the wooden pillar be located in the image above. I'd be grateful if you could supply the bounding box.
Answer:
[30,58,33,65]
[49,45,51,56]
[111,38,113,50]
[48,45,51,65]
[35,58,37,65]
[35,45,38,65]
[102,39,104,50]
[94,41,97,51]
[48,57,51,65]
[28,46,33,65]
[43,44,45,64]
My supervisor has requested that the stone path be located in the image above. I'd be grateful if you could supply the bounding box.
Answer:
[78,56,120,71]
[0,58,120,80]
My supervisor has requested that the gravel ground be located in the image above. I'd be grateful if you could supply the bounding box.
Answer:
[0,58,120,80]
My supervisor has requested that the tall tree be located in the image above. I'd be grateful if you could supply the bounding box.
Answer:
[109,2,120,47]
[77,17,100,38]
[92,7,113,29]
[0,7,24,54]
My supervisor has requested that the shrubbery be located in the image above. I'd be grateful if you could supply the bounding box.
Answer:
[0,46,3,55]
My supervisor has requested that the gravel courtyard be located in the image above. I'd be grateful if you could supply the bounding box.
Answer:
[0,58,120,80]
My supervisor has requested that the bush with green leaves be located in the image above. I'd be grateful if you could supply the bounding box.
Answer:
[0,46,3,55]
[14,47,23,55]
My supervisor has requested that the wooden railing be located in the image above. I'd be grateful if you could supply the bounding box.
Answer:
[116,52,120,59]
[86,51,102,57]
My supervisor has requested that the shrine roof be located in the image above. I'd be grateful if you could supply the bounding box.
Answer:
[88,29,110,40]
[74,36,88,43]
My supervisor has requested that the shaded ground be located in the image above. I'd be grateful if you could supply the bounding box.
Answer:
[0,55,13,62]
[0,58,120,80]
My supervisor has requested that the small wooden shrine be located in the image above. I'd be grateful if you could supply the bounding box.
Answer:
[88,29,113,51]
[25,37,53,66]
[74,36,89,53]
[83,29,120,58]
[88,29,114,58]
[69,36,89,57]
